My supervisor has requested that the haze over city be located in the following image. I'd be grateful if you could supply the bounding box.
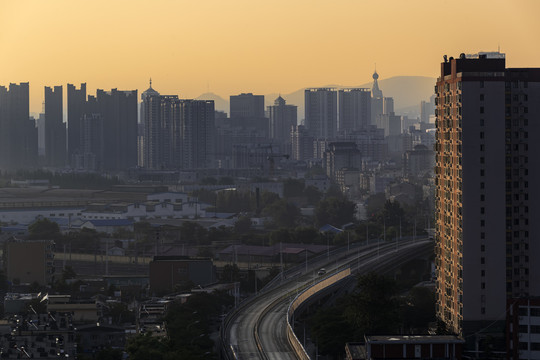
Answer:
[2,1,540,359]
[2,0,540,114]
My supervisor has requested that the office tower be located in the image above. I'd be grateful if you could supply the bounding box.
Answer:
[230,93,264,118]
[371,71,383,125]
[44,85,66,167]
[0,82,37,170]
[338,88,371,133]
[291,125,314,161]
[268,96,297,146]
[305,88,337,139]
[434,52,540,352]
[67,83,87,164]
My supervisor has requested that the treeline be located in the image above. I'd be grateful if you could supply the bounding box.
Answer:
[8,169,123,189]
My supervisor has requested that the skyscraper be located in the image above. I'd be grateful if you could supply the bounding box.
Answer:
[338,88,371,133]
[44,85,66,167]
[305,88,337,139]
[95,88,138,171]
[141,82,214,169]
[0,82,37,170]
[268,96,297,147]
[67,83,87,164]
[434,53,540,352]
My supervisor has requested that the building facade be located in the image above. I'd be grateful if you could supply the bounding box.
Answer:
[0,83,37,170]
[434,52,540,354]
[268,96,297,147]
[338,88,371,133]
[305,88,337,139]
[67,83,87,164]
[45,85,66,167]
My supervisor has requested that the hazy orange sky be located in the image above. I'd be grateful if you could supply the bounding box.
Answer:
[1,0,539,114]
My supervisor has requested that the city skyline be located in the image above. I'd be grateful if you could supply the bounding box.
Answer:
[1,0,539,113]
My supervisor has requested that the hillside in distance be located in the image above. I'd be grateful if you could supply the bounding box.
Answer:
[195,76,436,120]
[269,76,437,120]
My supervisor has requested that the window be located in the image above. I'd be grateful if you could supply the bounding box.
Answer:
[481,245,485,252]
[481,257,485,264]
[480,94,484,101]
[480,119,485,126]
[481,282,486,289]
[480,106,485,114]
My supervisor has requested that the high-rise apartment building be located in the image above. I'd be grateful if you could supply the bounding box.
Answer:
[268,96,297,147]
[0,83,37,170]
[434,53,540,354]
[95,88,138,171]
[44,85,66,167]
[141,82,214,169]
[67,83,87,164]
[338,88,371,133]
[305,88,337,139]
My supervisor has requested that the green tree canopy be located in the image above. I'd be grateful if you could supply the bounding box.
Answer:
[28,218,61,240]
[315,197,356,228]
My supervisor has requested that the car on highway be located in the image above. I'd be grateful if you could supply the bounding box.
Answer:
[317,268,326,276]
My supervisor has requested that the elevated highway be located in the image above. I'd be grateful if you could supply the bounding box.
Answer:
[221,238,434,359]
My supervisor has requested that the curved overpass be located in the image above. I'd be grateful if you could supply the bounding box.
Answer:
[222,239,434,359]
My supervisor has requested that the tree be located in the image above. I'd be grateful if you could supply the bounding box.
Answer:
[303,185,322,205]
[402,287,436,332]
[315,197,356,228]
[234,216,252,234]
[126,333,169,360]
[263,199,301,229]
[28,218,60,240]
[283,178,305,198]
[345,272,401,336]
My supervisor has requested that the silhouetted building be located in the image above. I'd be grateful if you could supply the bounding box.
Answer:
[305,88,337,139]
[230,93,264,118]
[73,113,104,171]
[403,144,434,178]
[268,96,297,147]
[324,142,361,180]
[434,52,540,354]
[339,88,371,133]
[142,83,214,169]
[45,85,66,167]
[291,125,313,161]
[0,82,37,170]
[95,88,138,171]
[141,81,162,169]
[5,240,55,286]
[371,71,383,125]
[149,257,215,294]
[67,83,87,164]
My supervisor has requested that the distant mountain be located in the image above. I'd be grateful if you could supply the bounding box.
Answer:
[266,76,436,120]
[196,76,436,120]
[195,92,229,114]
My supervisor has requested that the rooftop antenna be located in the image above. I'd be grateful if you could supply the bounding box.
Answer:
[149,77,152,88]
